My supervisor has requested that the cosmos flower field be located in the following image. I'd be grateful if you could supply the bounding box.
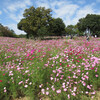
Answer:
[0,37,100,100]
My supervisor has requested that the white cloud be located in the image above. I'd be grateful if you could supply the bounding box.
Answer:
[96,0,100,3]
[35,0,77,17]
[49,0,79,26]
[74,0,86,5]
[3,8,9,13]
[7,0,32,12]
[9,12,24,23]
[35,0,79,26]
[0,11,2,15]
[71,4,100,25]
[52,4,79,17]
[3,0,32,35]
[35,0,50,9]
[50,1,99,26]
[5,24,26,35]
[4,0,32,23]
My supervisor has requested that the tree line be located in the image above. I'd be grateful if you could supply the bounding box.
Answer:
[0,24,17,37]
[0,6,100,38]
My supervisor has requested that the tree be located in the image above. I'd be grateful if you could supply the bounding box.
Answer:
[65,25,78,36]
[37,26,48,39]
[0,23,17,37]
[77,14,100,37]
[18,34,26,38]
[0,24,3,36]
[49,18,66,36]
[17,6,52,39]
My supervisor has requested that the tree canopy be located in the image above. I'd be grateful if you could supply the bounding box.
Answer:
[17,6,66,39]
[65,25,79,36]
[17,6,52,39]
[77,14,100,36]
[49,18,66,36]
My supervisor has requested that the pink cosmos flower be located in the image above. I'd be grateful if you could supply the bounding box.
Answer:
[60,75,64,80]
[67,65,69,67]
[38,50,41,52]
[73,87,77,91]
[72,92,76,96]
[25,70,29,73]
[44,64,48,67]
[50,77,53,80]
[87,85,91,89]
[91,67,94,70]
[62,85,65,88]
[76,60,80,62]
[95,74,98,77]
[9,71,13,76]
[86,72,89,75]
[46,91,49,95]
[19,81,23,85]
[52,87,55,91]
[31,50,35,54]
[0,80,2,82]
[24,85,28,88]
[68,94,70,99]
[56,89,61,93]
[74,82,77,84]
[83,82,86,86]
[4,87,7,93]
[27,53,29,57]
[56,73,59,77]
[85,91,89,94]
[3,74,5,76]
[64,88,67,91]
[4,89,7,93]
[59,63,62,65]
[39,84,43,88]
[84,75,89,80]
[68,76,71,79]
[57,69,62,73]
[53,70,56,73]
[77,69,81,73]
[41,89,45,94]
[46,87,49,90]
[91,91,96,95]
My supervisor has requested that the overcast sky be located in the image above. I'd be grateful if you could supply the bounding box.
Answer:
[0,0,100,35]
